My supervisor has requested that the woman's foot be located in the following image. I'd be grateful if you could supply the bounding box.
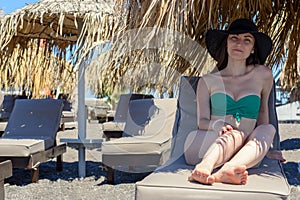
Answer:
[213,165,248,185]
[188,168,215,185]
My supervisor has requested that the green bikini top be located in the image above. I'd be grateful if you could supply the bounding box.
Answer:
[210,93,261,122]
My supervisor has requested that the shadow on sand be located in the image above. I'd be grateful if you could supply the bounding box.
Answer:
[280,138,300,151]
[5,161,151,186]
[281,162,300,185]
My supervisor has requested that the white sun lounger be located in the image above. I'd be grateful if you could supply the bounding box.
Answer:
[135,76,290,200]
[102,98,178,184]
[0,99,66,183]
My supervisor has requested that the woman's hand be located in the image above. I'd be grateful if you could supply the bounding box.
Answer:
[212,120,240,136]
[220,124,234,135]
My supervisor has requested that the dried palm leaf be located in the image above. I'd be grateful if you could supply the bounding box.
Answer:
[0,0,116,98]
[93,0,300,100]
[0,42,76,98]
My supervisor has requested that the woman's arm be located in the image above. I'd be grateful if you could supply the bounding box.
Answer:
[197,77,228,132]
[196,77,213,130]
[258,66,286,162]
[256,66,274,126]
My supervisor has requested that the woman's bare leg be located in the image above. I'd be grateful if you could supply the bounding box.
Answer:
[184,130,218,184]
[212,124,276,184]
[187,129,247,184]
[184,130,218,165]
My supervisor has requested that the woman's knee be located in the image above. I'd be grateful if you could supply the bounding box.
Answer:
[184,130,217,165]
[184,130,217,150]
[184,130,199,152]
[215,129,246,146]
[247,124,276,145]
[255,124,276,137]
[184,130,200,165]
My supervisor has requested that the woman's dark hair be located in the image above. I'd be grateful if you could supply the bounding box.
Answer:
[215,36,261,71]
[215,39,228,70]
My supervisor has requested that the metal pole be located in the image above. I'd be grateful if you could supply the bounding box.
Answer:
[77,18,86,178]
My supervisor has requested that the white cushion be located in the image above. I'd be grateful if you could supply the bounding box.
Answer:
[102,121,125,132]
[136,157,290,200]
[102,135,171,154]
[0,137,53,157]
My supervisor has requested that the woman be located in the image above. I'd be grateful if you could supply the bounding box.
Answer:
[184,18,285,185]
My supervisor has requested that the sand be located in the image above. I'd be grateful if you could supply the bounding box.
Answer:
[276,123,300,200]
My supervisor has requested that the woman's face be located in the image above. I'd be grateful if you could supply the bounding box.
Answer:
[227,33,255,61]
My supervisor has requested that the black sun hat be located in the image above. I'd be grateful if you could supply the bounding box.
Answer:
[205,18,272,64]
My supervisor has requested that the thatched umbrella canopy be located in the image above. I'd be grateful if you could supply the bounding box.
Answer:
[0,0,115,98]
[0,43,76,98]
[0,0,116,178]
[91,0,299,100]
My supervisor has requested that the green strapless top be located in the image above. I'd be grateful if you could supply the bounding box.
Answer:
[210,93,261,122]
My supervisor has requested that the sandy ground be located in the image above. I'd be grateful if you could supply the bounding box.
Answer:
[3,119,300,200]
[276,123,300,200]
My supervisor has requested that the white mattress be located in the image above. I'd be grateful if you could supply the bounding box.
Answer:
[0,137,52,157]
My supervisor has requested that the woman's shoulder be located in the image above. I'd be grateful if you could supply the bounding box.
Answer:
[200,73,222,84]
[254,64,272,72]
[253,64,273,79]
[202,71,222,79]
[199,73,224,90]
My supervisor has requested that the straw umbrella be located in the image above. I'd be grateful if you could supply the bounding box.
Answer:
[93,0,300,101]
[0,0,116,177]
[0,41,76,98]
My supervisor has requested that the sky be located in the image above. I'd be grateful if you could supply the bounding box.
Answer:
[0,0,38,14]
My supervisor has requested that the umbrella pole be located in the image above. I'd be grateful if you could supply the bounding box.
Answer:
[77,19,86,178]
[60,19,102,178]
[78,58,86,178]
